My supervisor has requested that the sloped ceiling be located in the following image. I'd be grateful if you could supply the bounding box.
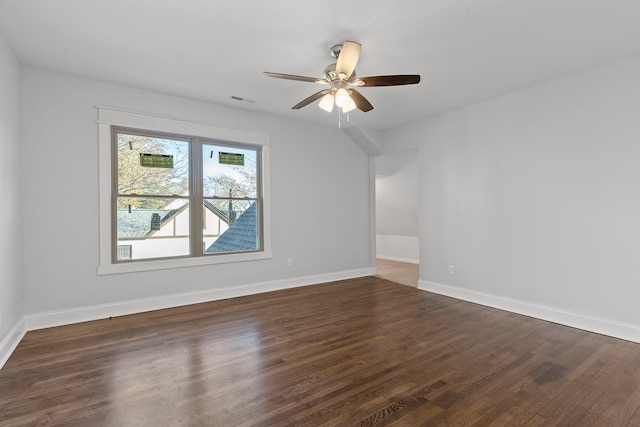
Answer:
[1,0,640,130]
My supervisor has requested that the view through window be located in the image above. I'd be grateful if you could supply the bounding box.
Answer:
[114,128,262,262]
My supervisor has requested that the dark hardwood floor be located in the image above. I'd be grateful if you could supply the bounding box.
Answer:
[2,276,640,426]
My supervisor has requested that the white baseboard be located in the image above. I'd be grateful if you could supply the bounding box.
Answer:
[419,280,640,344]
[0,319,27,370]
[24,268,375,332]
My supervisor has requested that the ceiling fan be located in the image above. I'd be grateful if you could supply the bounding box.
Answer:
[264,41,420,113]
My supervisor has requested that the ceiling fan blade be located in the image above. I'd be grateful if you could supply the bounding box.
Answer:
[335,41,361,79]
[348,89,374,112]
[292,89,331,109]
[263,72,326,84]
[357,75,421,87]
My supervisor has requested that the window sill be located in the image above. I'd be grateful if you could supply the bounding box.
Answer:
[97,250,273,275]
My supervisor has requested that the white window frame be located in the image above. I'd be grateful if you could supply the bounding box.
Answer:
[97,107,272,275]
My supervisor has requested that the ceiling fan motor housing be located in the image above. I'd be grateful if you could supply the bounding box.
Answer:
[323,63,356,83]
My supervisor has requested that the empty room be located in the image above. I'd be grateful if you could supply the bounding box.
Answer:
[2,1,640,425]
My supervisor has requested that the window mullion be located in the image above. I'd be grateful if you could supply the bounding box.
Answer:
[191,138,204,256]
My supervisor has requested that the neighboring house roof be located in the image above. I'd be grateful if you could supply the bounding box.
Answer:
[206,202,258,253]
[117,200,237,239]
[117,208,184,239]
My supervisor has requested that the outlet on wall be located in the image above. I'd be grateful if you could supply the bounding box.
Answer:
[448,265,455,275]
[287,257,293,267]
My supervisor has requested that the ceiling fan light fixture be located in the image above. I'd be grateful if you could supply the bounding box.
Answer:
[319,93,335,112]
[341,98,357,113]
[334,88,351,107]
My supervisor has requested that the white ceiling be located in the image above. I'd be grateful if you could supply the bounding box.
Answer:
[1,0,640,130]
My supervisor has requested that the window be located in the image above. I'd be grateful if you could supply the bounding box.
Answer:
[98,107,271,275]
[114,127,262,261]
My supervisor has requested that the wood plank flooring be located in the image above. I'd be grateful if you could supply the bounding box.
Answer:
[376,259,419,287]
[2,276,640,426]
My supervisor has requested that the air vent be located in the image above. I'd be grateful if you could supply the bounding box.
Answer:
[230,96,256,103]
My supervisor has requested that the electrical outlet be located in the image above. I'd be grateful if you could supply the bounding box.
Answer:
[448,265,455,275]
[287,257,293,267]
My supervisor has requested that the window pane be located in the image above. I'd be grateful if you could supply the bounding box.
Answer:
[202,144,258,198]
[117,133,190,197]
[204,200,259,254]
[116,197,190,260]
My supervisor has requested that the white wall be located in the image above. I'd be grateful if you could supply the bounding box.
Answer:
[393,53,640,341]
[0,32,24,365]
[375,235,419,264]
[375,151,419,263]
[20,68,373,326]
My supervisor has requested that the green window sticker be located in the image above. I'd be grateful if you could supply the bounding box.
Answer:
[140,153,174,168]
[219,152,244,166]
